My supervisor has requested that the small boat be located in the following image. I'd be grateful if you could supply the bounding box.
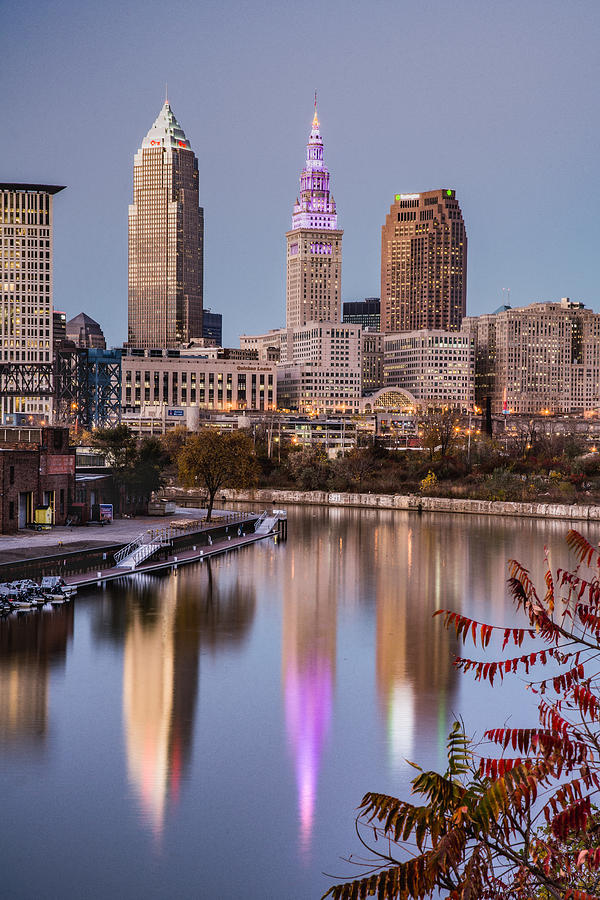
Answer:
[8,598,38,612]
[6,580,47,608]
[40,576,77,602]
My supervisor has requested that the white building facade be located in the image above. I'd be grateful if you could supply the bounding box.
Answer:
[384,329,474,407]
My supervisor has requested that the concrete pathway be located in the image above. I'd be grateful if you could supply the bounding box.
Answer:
[0,507,244,563]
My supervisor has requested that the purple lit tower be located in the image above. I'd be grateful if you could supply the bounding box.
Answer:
[286,97,343,328]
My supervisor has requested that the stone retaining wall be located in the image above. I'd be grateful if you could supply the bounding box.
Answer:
[163,486,600,522]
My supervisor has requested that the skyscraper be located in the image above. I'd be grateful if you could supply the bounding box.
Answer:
[128,100,203,349]
[0,183,65,424]
[286,99,343,328]
[380,190,467,333]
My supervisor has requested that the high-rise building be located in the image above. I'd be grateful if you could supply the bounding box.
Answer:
[277,323,362,413]
[343,298,380,331]
[53,310,67,352]
[202,309,222,346]
[381,190,467,334]
[464,298,600,415]
[286,100,343,328]
[66,312,106,349]
[0,183,65,423]
[361,331,384,394]
[128,100,203,349]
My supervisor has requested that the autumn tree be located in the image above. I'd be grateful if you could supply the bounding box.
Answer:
[420,407,461,461]
[325,530,600,900]
[159,425,189,464]
[177,429,258,522]
[287,445,330,491]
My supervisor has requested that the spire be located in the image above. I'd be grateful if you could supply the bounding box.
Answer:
[141,99,191,151]
[291,95,338,231]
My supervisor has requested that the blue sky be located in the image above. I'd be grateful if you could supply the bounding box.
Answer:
[2,0,599,347]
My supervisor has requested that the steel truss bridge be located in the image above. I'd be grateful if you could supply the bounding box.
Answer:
[0,350,121,428]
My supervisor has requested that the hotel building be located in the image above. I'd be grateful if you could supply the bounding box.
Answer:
[128,100,203,348]
[384,329,474,407]
[381,190,467,334]
[0,183,65,423]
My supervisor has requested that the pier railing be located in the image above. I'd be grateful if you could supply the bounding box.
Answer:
[114,512,260,569]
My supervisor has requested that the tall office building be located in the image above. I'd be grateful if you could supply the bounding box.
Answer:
[342,297,380,331]
[66,312,106,349]
[0,183,65,423]
[381,190,467,333]
[128,100,203,349]
[286,99,343,328]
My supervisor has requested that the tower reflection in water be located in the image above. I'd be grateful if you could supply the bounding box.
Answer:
[374,520,460,771]
[112,563,255,835]
[282,517,339,858]
[0,605,74,750]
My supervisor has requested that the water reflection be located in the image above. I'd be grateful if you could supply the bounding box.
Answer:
[0,605,73,749]
[283,535,337,857]
[0,508,593,900]
[117,563,256,834]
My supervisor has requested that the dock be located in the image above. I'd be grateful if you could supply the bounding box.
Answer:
[62,509,287,591]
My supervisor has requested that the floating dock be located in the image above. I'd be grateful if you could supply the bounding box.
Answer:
[63,510,287,591]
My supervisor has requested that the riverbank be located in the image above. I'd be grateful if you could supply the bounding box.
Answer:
[164,486,600,522]
[0,507,259,579]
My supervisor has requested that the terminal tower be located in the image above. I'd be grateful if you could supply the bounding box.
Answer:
[285,98,343,329]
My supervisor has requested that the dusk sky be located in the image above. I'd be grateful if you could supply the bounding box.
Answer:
[3,0,599,348]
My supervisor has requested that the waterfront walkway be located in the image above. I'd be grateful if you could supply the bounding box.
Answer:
[63,526,279,591]
[0,507,242,564]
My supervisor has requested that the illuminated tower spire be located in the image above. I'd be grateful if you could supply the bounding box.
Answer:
[286,98,343,327]
[291,97,337,231]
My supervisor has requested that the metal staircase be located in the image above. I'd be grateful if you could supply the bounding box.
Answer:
[254,510,286,535]
[114,530,171,569]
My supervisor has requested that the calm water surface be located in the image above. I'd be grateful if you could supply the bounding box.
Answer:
[0,506,594,899]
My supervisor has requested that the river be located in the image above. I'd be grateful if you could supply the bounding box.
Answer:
[0,506,591,899]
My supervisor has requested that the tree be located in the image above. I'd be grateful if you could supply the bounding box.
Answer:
[177,429,258,522]
[331,448,380,492]
[420,407,461,461]
[287,446,330,491]
[128,437,168,502]
[325,530,600,900]
[159,425,189,464]
[89,425,139,513]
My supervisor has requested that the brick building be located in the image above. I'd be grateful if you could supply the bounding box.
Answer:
[0,426,75,533]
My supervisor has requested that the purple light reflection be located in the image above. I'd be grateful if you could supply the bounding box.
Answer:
[284,654,333,858]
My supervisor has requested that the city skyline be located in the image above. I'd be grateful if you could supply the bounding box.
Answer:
[3,0,600,349]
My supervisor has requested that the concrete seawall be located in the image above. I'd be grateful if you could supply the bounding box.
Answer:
[164,487,600,522]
